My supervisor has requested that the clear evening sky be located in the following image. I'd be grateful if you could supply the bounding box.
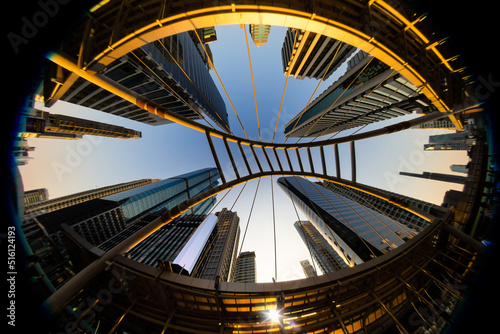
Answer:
[19,25,468,282]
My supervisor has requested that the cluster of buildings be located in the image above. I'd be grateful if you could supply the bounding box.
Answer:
[278,176,448,277]
[22,168,257,291]
[273,27,475,277]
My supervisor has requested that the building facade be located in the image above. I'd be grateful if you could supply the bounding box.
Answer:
[451,164,469,174]
[19,109,141,139]
[278,177,416,266]
[424,132,473,151]
[412,118,457,130]
[295,221,347,275]
[120,207,239,283]
[193,208,240,282]
[46,31,230,132]
[320,181,447,231]
[284,51,432,138]
[233,251,257,283]
[24,188,49,206]
[24,179,158,215]
[300,259,317,278]
[124,213,214,269]
[281,28,355,80]
[249,24,271,47]
[400,171,467,185]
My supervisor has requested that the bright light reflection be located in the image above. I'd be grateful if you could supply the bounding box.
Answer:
[267,309,281,323]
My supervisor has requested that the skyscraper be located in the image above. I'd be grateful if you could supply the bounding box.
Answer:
[124,213,215,269]
[278,177,416,266]
[24,188,49,206]
[321,181,447,231]
[281,28,355,80]
[284,51,431,138]
[101,168,219,222]
[423,131,473,151]
[193,208,240,282]
[233,251,257,283]
[400,171,467,185]
[11,137,35,166]
[249,24,271,47]
[295,221,347,275]
[451,164,469,174]
[300,259,317,278]
[412,118,457,130]
[19,109,141,139]
[45,31,230,132]
[24,179,158,215]
[119,207,239,283]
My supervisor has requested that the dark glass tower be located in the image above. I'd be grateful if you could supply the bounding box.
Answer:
[320,181,447,231]
[278,177,416,266]
[46,32,230,132]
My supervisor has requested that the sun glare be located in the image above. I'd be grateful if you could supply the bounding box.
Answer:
[267,309,281,323]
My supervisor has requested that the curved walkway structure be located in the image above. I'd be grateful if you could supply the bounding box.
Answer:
[40,1,487,333]
[47,0,471,129]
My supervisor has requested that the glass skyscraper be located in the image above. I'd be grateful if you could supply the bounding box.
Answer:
[103,167,220,222]
[284,50,431,138]
[50,31,229,132]
[295,221,348,275]
[321,181,447,232]
[278,177,416,266]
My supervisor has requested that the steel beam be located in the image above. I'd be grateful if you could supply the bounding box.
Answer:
[237,141,252,175]
[350,141,356,183]
[307,147,315,174]
[223,136,240,179]
[320,145,327,176]
[334,143,341,178]
[273,147,284,172]
[206,130,226,184]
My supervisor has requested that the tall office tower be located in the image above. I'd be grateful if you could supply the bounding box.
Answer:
[24,188,49,206]
[451,164,469,174]
[278,177,416,266]
[193,208,240,282]
[24,179,158,215]
[412,118,456,129]
[11,137,35,166]
[233,251,257,283]
[284,50,432,138]
[100,168,219,223]
[423,131,473,151]
[19,109,141,139]
[249,24,271,47]
[400,171,467,185]
[281,28,355,80]
[320,181,448,231]
[300,259,318,278]
[44,31,230,132]
[295,221,347,274]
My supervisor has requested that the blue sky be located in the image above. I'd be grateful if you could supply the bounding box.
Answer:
[19,25,468,282]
